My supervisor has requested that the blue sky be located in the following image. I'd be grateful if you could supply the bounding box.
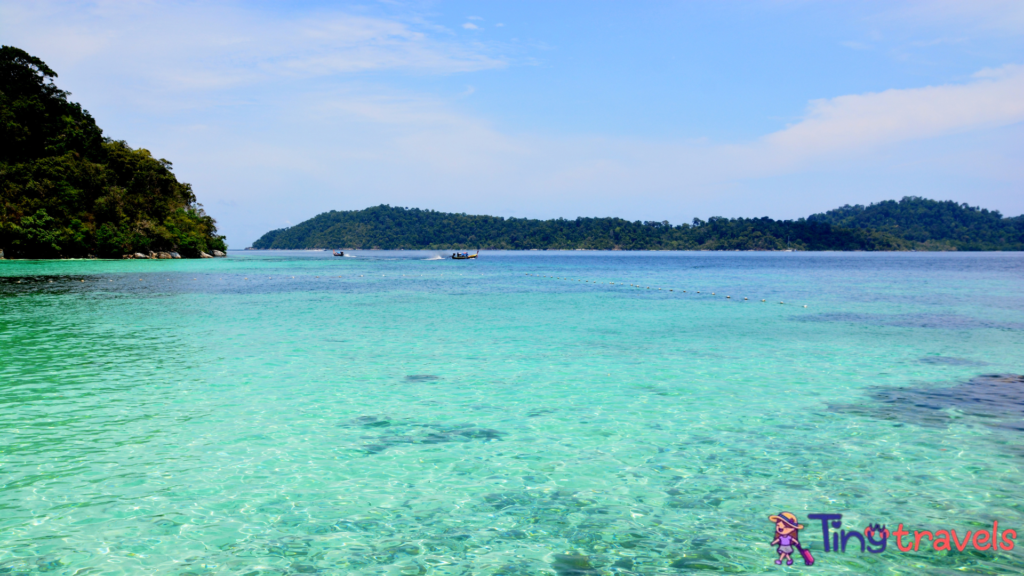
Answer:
[2,1,1023,246]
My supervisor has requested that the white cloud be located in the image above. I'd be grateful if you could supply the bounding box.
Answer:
[756,64,1024,169]
[462,22,480,30]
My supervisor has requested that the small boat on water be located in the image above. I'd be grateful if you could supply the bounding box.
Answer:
[333,250,345,257]
[451,250,479,260]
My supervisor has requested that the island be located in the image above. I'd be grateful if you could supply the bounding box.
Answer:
[251,198,1024,252]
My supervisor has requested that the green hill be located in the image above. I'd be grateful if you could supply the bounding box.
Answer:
[807,197,1024,250]
[252,199,1023,251]
[0,46,226,259]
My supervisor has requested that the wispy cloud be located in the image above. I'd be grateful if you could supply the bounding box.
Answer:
[0,1,505,95]
[462,22,480,30]
[756,64,1024,168]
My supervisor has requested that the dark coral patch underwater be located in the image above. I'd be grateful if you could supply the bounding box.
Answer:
[829,374,1024,431]
[405,374,441,382]
[919,356,989,366]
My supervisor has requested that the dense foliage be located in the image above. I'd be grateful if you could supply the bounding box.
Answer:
[254,198,1023,251]
[0,46,226,258]
[808,197,1024,250]
[252,205,907,251]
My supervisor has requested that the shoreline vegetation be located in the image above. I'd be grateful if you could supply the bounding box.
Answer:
[252,199,1024,252]
[0,46,227,260]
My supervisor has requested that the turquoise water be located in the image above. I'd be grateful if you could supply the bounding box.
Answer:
[1,251,1023,575]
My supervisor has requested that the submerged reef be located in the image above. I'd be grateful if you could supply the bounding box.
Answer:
[829,374,1024,431]
[339,415,503,454]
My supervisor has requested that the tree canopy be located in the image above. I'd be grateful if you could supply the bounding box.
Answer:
[0,46,226,258]
[807,197,1024,250]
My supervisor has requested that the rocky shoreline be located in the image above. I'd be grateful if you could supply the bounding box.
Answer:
[123,249,227,259]
[0,249,226,260]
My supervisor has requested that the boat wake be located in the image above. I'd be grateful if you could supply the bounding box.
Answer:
[422,255,444,260]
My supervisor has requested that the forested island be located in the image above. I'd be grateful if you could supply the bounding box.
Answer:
[253,198,1024,251]
[0,46,226,259]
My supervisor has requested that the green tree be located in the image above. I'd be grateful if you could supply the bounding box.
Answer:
[0,46,226,258]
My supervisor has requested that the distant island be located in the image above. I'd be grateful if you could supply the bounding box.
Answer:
[252,198,1024,251]
[0,46,227,259]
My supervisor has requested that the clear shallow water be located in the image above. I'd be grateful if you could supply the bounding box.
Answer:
[1,251,1023,575]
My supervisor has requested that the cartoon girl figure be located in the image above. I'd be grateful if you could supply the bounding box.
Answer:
[769,512,804,566]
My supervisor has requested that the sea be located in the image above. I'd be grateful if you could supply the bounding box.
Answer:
[1,250,1022,575]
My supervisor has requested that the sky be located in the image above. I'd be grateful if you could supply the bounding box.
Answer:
[2,0,1023,246]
